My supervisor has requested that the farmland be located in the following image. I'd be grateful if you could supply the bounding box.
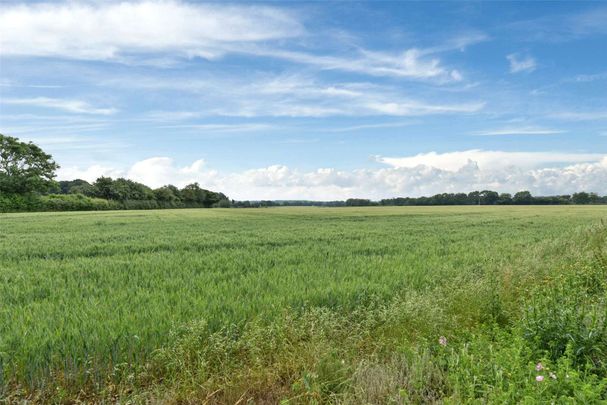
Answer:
[1,206,607,402]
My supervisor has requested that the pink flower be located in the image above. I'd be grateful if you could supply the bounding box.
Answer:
[535,362,543,371]
[536,375,544,382]
[438,336,447,346]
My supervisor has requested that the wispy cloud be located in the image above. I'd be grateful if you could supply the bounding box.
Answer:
[157,123,279,133]
[473,126,564,136]
[507,53,536,73]
[1,122,110,136]
[506,6,607,42]
[2,97,117,115]
[108,74,485,118]
[327,121,417,132]
[551,111,607,121]
[571,72,607,82]
[251,47,464,82]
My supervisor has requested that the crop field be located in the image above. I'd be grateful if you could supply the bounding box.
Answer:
[1,206,607,403]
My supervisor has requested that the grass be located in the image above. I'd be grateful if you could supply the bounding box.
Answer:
[1,206,606,402]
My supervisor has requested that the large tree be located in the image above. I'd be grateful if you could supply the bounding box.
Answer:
[0,134,59,194]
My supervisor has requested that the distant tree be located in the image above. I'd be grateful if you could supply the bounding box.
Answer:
[0,134,59,194]
[345,198,374,206]
[93,177,116,200]
[513,190,533,205]
[589,193,601,204]
[58,179,94,195]
[92,177,154,201]
[181,182,207,205]
[112,178,154,200]
[480,190,499,205]
[571,192,591,204]
[497,193,512,205]
[180,182,227,207]
[153,185,182,203]
[215,198,231,208]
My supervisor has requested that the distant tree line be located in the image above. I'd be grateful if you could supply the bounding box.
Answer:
[0,134,229,212]
[231,190,607,208]
[377,190,607,206]
[54,178,230,208]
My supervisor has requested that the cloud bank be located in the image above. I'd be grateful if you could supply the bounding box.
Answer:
[58,151,607,200]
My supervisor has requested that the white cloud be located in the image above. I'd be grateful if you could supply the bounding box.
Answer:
[377,150,602,171]
[2,97,117,115]
[58,164,124,182]
[0,2,476,82]
[473,126,564,136]
[364,100,485,116]
[58,151,607,200]
[507,53,537,73]
[126,157,218,188]
[0,1,303,61]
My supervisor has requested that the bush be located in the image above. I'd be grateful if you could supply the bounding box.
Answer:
[39,194,121,211]
[0,193,123,212]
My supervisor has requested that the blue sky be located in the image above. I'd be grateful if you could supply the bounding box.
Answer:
[1,1,606,199]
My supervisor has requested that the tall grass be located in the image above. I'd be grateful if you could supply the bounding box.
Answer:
[0,206,606,402]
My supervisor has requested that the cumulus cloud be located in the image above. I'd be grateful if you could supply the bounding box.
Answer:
[377,150,602,171]
[57,151,607,200]
[507,53,537,73]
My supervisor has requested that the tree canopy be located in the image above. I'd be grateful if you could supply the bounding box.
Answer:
[0,134,59,194]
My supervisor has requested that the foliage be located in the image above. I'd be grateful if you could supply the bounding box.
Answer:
[0,134,59,195]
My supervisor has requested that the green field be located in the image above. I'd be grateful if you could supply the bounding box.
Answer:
[1,206,607,403]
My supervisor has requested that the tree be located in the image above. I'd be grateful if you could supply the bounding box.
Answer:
[92,177,154,201]
[0,134,59,194]
[57,179,94,195]
[480,190,499,205]
[513,190,533,205]
[93,177,115,200]
[345,198,374,206]
[154,185,181,203]
[181,182,208,205]
[571,192,591,204]
[497,193,512,205]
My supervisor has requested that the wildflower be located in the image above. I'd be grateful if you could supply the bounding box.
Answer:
[536,375,544,382]
[438,336,447,346]
[549,372,557,380]
[535,362,543,371]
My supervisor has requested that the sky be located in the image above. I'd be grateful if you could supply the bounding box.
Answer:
[0,0,606,200]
